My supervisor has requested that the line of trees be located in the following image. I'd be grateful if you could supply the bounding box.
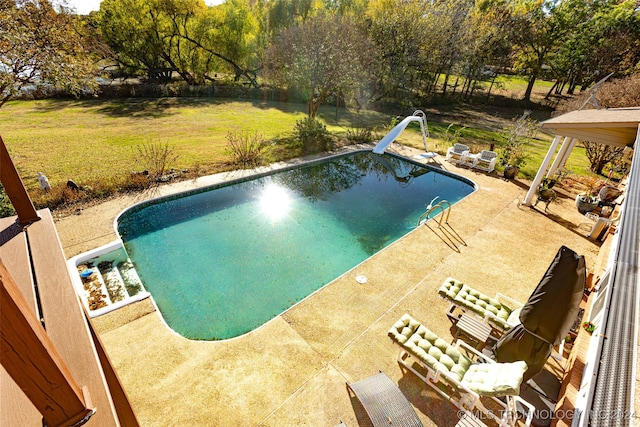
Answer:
[2,0,640,113]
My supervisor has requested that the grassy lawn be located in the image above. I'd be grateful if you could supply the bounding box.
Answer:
[3,98,307,189]
[1,96,597,212]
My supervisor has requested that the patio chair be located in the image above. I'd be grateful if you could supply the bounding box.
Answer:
[471,150,498,173]
[346,371,424,427]
[438,277,523,335]
[446,144,470,165]
[389,314,535,427]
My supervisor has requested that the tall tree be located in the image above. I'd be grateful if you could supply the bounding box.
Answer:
[551,0,640,94]
[0,0,97,107]
[205,0,263,84]
[98,0,262,86]
[507,0,569,102]
[366,0,430,101]
[264,14,376,118]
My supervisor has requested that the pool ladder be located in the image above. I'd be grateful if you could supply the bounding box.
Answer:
[417,199,452,227]
[417,200,466,252]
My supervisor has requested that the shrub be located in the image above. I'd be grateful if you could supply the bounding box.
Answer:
[136,141,178,180]
[294,117,332,152]
[226,131,269,167]
[120,172,152,191]
[345,126,373,144]
[0,185,16,218]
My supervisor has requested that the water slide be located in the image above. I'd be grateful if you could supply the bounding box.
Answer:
[372,110,435,159]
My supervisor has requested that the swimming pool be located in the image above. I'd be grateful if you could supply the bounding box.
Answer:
[116,150,475,340]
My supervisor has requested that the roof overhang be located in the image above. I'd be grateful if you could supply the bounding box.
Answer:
[540,108,640,148]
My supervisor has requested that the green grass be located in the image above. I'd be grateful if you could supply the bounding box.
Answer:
[2,98,304,189]
[1,97,597,212]
[494,75,555,91]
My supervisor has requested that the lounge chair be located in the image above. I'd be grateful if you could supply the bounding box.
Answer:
[346,371,423,427]
[446,144,470,165]
[438,277,566,361]
[438,277,523,335]
[389,314,535,427]
[468,150,498,173]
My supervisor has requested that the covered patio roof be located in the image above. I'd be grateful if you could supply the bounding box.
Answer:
[523,108,640,207]
[540,107,640,147]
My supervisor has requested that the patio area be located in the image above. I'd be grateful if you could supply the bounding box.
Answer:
[54,144,604,427]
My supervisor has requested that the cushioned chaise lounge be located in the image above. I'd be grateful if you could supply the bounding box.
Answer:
[389,313,534,427]
[438,277,523,335]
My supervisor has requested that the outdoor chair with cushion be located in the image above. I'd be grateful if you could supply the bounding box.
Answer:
[470,150,498,173]
[389,314,534,427]
[446,144,470,165]
[438,277,523,335]
[346,371,423,427]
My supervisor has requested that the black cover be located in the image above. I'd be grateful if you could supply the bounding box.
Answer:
[493,246,586,381]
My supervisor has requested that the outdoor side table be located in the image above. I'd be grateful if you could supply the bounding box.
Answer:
[454,313,492,350]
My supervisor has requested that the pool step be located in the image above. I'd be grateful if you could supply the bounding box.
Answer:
[77,264,113,311]
[98,261,128,304]
[76,257,146,315]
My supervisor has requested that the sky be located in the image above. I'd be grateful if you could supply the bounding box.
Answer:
[67,0,222,15]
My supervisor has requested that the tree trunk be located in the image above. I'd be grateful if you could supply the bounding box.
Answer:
[486,73,497,100]
[592,159,608,175]
[442,72,450,96]
[452,75,460,96]
[545,80,559,99]
[523,73,536,102]
[558,80,567,95]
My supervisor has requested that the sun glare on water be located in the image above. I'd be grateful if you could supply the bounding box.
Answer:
[260,184,292,221]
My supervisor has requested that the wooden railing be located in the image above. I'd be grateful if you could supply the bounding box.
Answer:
[1,261,95,426]
[0,137,39,225]
[0,135,139,426]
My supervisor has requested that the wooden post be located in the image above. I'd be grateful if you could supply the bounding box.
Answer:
[0,136,39,225]
[0,260,95,427]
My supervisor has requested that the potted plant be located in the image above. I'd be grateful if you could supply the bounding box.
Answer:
[498,111,535,179]
[575,176,601,214]
[582,321,595,334]
[535,177,557,209]
[500,143,527,179]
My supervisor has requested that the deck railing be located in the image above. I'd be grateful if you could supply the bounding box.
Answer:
[0,135,139,426]
[0,137,39,225]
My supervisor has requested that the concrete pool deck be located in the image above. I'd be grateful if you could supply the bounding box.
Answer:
[55,144,602,426]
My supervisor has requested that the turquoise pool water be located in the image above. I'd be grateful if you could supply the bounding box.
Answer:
[117,151,475,340]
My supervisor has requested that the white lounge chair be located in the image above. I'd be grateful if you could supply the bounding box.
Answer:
[389,314,535,427]
[445,144,470,165]
[470,150,498,173]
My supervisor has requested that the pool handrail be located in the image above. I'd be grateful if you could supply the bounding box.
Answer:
[417,199,451,228]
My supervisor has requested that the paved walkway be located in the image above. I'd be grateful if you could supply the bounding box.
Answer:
[55,145,601,426]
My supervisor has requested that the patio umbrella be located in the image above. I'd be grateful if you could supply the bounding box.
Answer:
[493,245,586,381]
